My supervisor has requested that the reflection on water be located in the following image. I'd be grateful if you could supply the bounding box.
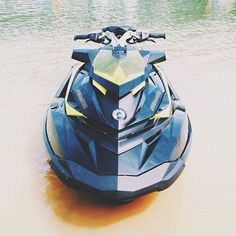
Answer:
[45,170,158,227]
[1,0,236,38]
[170,0,210,22]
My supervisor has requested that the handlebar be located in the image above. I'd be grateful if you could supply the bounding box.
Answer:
[73,30,166,45]
[74,34,90,40]
[149,32,166,39]
[74,33,104,44]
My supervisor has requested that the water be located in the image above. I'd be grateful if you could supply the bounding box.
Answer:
[0,1,236,235]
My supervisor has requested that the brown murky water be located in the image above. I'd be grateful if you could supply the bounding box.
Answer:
[0,0,236,235]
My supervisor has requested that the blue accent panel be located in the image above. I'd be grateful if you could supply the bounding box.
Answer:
[139,50,150,57]
[76,130,120,175]
[43,114,73,179]
[66,160,118,191]
[70,72,109,125]
[118,142,149,175]
[47,108,95,170]
[76,131,97,168]
[159,92,170,109]
[134,83,164,123]
[95,145,119,174]
[148,51,166,64]
[48,108,120,175]
[139,109,187,172]
[72,48,98,63]
[140,50,166,64]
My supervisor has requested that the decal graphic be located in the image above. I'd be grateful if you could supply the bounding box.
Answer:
[76,89,88,109]
[150,91,161,112]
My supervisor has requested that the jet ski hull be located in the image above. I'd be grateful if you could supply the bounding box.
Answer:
[43,102,192,203]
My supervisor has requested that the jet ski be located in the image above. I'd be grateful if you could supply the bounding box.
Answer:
[43,26,192,203]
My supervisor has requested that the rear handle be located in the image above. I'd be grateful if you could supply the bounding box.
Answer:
[149,32,166,39]
[74,34,90,41]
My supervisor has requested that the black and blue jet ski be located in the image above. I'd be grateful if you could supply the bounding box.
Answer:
[43,26,192,203]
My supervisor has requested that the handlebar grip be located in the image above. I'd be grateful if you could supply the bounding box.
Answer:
[74,34,90,41]
[149,32,166,39]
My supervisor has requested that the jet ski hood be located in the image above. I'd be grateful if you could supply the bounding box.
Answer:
[91,47,148,97]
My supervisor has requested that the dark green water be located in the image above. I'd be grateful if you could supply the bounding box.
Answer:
[1,0,236,37]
